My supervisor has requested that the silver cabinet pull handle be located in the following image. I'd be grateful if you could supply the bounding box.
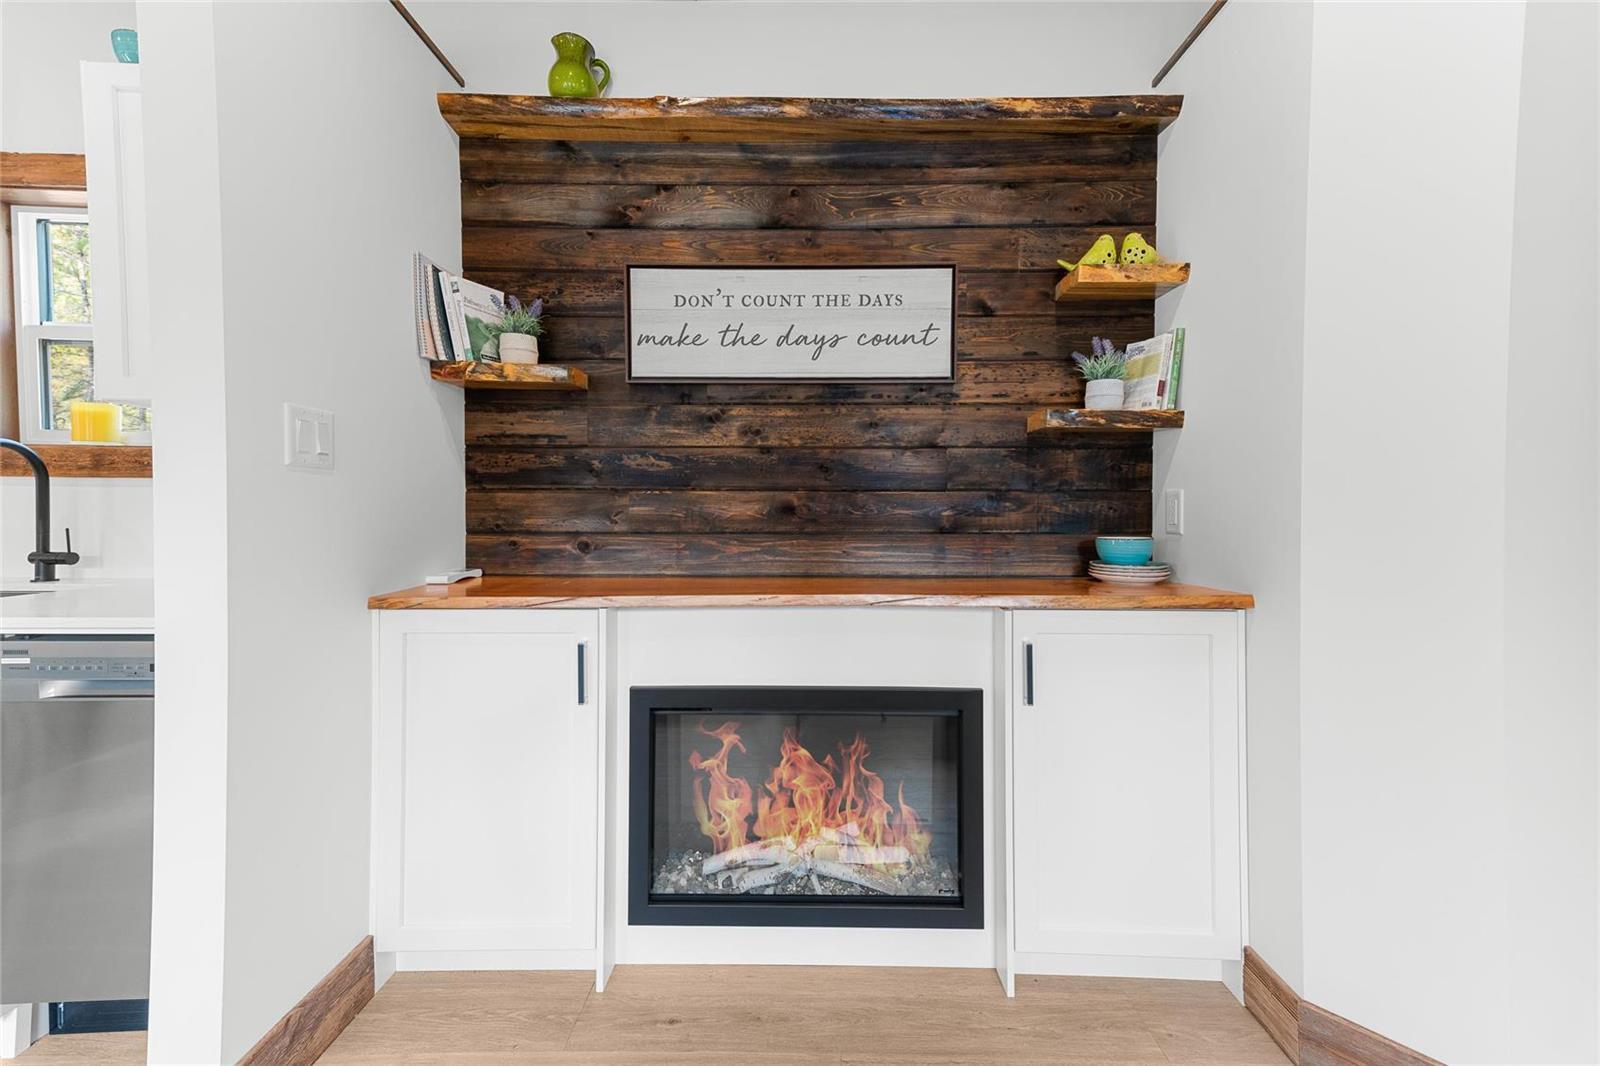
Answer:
[577,642,587,705]
[1023,642,1034,706]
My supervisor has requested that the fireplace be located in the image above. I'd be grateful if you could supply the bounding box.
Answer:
[629,687,982,929]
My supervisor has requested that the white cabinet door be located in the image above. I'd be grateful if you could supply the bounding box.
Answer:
[374,611,600,953]
[80,62,151,404]
[1011,611,1241,961]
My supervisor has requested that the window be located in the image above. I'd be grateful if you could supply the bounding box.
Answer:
[10,205,150,444]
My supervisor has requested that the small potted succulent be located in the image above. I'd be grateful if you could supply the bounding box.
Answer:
[489,295,544,364]
[1072,336,1127,410]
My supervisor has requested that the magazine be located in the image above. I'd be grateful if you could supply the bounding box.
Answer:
[1123,332,1176,410]
[411,255,508,363]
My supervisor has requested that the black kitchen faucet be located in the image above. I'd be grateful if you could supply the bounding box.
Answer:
[0,438,81,581]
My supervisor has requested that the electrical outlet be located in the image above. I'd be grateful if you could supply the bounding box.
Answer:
[1164,489,1185,535]
[283,403,334,472]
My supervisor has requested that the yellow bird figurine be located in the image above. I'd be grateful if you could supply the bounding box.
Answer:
[1057,233,1118,273]
[1119,232,1161,265]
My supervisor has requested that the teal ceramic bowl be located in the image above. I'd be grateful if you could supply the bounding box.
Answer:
[111,29,139,63]
[1096,536,1155,565]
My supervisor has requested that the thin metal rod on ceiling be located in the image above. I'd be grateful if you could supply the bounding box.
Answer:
[390,0,466,88]
[1152,0,1228,88]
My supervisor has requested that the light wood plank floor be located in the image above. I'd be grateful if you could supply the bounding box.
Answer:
[321,967,1288,1065]
[2,967,1289,1064]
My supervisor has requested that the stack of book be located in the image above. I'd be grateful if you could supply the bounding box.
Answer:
[412,253,506,363]
[1121,328,1186,411]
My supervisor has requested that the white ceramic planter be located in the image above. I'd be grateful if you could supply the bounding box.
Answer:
[1084,378,1125,410]
[497,333,540,364]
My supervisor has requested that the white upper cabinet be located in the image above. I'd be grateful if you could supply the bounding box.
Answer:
[80,62,151,405]
[1010,611,1243,962]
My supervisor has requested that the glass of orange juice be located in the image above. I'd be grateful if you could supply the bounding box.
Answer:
[69,400,124,443]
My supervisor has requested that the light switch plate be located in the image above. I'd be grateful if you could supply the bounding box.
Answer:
[1164,489,1185,535]
[283,403,334,472]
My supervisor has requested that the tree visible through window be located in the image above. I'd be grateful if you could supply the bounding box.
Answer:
[10,206,150,442]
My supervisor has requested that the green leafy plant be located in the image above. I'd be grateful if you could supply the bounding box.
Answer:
[1071,336,1126,381]
[487,295,544,338]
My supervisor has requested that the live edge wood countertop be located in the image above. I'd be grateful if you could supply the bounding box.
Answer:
[368,576,1254,611]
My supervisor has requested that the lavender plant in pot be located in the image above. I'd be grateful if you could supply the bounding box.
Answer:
[489,296,544,364]
[1072,336,1127,410]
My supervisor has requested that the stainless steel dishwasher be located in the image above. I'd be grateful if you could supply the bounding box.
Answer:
[0,634,153,1004]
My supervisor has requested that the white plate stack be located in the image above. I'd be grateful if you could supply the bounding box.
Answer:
[1088,560,1173,586]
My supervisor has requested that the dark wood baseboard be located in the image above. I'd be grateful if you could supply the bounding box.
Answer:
[237,935,373,1066]
[1243,946,1442,1066]
[1243,947,1300,1061]
[1299,1002,1442,1066]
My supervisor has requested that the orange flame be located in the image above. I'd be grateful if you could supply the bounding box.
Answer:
[688,721,753,852]
[689,721,931,860]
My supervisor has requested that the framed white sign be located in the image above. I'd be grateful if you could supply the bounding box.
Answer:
[626,265,957,382]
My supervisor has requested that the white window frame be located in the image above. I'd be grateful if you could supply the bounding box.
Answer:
[9,204,149,445]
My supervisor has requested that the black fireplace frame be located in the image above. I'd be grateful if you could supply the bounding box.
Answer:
[629,686,984,929]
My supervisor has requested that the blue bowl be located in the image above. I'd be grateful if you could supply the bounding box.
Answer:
[1096,536,1154,565]
[111,29,139,63]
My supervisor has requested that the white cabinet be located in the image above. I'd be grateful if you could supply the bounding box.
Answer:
[373,611,600,956]
[1009,611,1242,963]
[80,62,151,404]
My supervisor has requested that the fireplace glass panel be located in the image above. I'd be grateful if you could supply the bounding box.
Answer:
[650,708,962,901]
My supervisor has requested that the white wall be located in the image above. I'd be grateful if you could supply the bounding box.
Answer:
[1,1,153,585]
[1155,2,1599,1060]
[0,477,152,580]
[1503,2,1598,1060]
[140,5,230,1058]
[1151,0,1312,989]
[139,0,465,1060]
[1298,5,1525,1061]
[413,0,1204,97]
[0,1,135,153]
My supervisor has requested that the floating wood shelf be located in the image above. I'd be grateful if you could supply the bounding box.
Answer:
[1054,263,1191,301]
[438,95,1184,144]
[1027,408,1185,436]
[0,444,151,478]
[429,361,589,391]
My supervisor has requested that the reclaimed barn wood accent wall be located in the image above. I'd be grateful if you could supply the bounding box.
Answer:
[456,97,1174,576]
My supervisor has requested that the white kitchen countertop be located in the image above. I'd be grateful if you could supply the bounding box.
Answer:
[0,578,154,634]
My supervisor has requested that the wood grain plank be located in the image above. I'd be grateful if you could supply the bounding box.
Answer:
[460,136,1158,185]
[1299,1003,1443,1066]
[1055,262,1190,301]
[468,404,1035,449]
[1028,408,1185,435]
[467,532,1104,577]
[0,152,86,190]
[530,312,1151,364]
[1243,947,1300,1063]
[371,576,1254,612]
[468,489,1148,534]
[237,936,373,1066]
[0,445,151,478]
[463,224,1142,271]
[439,94,1183,143]
[465,445,1151,492]
[429,361,588,391]
[474,269,1080,318]
[454,113,1166,578]
[463,180,1156,229]
[543,359,1086,406]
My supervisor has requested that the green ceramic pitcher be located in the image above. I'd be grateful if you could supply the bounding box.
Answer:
[548,32,610,98]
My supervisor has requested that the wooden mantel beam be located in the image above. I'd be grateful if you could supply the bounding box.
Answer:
[438,94,1183,143]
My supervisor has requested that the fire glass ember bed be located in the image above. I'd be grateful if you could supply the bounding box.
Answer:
[629,687,983,928]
